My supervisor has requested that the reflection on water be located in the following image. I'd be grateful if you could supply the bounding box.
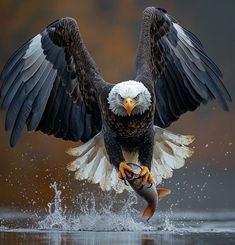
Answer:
[1,182,235,244]
[1,230,235,245]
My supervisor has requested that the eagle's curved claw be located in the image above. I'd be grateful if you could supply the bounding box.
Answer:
[148,183,153,189]
[140,166,154,186]
[124,179,129,186]
[118,162,132,180]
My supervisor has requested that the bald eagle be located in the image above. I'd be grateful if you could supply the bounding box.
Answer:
[0,7,231,192]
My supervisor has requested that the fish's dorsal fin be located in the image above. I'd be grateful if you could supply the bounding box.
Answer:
[157,188,171,198]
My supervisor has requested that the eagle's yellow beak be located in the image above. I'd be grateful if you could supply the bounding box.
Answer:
[123,97,136,116]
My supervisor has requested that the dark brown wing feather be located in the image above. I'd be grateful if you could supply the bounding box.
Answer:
[135,7,231,128]
[0,18,104,146]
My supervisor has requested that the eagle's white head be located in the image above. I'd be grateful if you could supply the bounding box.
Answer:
[108,80,151,117]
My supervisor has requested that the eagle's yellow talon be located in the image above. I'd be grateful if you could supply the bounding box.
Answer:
[141,172,149,186]
[140,166,154,185]
[140,166,149,177]
[148,173,154,185]
[118,162,132,180]
[118,171,122,179]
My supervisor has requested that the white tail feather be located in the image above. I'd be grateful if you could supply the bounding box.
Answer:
[93,156,106,184]
[67,127,195,192]
[67,140,96,157]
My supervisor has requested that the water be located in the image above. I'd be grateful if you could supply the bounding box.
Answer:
[0,182,235,244]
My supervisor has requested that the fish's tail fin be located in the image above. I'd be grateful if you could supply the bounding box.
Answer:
[157,188,171,198]
[142,188,171,221]
[142,206,154,221]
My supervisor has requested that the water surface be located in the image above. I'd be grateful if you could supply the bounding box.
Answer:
[1,182,235,244]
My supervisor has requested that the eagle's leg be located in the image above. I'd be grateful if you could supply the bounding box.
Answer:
[138,129,154,186]
[103,131,132,180]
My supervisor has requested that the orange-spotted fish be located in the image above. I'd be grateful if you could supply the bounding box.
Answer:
[125,163,171,220]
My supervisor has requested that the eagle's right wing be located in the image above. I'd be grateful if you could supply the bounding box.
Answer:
[0,18,105,146]
[135,7,231,128]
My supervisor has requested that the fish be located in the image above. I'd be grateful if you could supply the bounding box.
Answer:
[124,163,171,220]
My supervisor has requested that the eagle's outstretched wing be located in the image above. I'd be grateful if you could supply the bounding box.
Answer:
[0,18,104,146]
[135,7,231,128]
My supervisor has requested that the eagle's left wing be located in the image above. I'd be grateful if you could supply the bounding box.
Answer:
[135,7,231,128]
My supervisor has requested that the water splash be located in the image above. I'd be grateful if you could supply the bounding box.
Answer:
[37,182,71,230]
[0,225,8,231]
[2,182,235,233]
[37,182,176,231]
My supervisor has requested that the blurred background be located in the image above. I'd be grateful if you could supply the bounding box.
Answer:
[0,0,234,213]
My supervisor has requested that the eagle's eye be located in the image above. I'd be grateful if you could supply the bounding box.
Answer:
[118,94,124,100]
[134,94,140,100]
